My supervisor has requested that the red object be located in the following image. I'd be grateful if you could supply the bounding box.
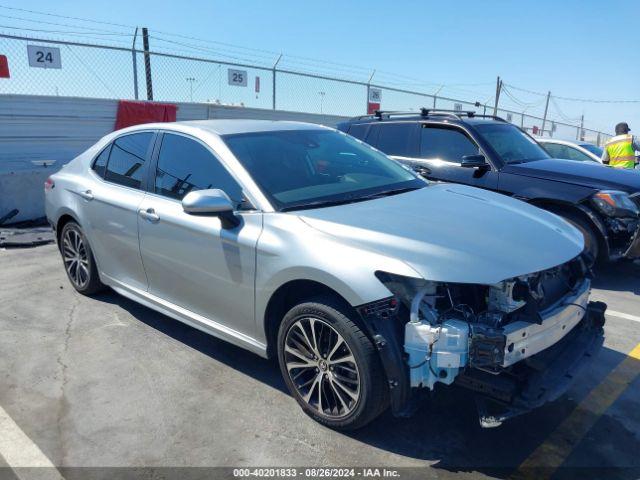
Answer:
[44,177,54,192]
[532,125,539,135]
[255,76,260,93]
[114,100,177,130]
[367,102,380,115]
[0,55,9,78]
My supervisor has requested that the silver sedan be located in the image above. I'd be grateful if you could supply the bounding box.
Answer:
[45,120,604,429]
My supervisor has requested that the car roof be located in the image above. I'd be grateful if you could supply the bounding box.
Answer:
[117,119,330,137]
[340,114,508,127]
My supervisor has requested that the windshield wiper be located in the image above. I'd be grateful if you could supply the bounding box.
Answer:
[357,186,422,200]
[280,186,422,212]
[281,197,364,212]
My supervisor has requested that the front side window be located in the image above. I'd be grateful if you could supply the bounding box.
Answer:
[475,123,550,164]
[565,146,595,162]
[420,126,479,162]
[580,144,603,157]
[223,129,423,211]
[154,133,243,203]
[104,132,154,189]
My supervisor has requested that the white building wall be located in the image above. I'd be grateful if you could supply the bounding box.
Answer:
[0,94,348,223]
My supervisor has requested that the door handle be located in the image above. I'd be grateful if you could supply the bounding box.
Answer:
[78,189,94,201]
[139,207,160,223]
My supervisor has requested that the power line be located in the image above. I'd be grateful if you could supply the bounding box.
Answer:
[0,3,134,29]
[0,12,133,35]
[506,83,640,104]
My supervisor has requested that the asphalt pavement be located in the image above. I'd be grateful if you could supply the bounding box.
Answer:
[0,244,638,479]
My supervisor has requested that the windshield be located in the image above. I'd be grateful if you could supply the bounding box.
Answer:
[475,123,551,164]
[224,129,425,211]
[580,143,603,157]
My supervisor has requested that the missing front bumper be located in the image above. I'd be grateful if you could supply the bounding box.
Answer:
[457,300,606,428]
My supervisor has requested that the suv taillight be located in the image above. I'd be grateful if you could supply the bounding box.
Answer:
[44,177,54,192]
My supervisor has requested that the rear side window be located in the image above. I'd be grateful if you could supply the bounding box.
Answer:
[91,144,111,178]
[104,132,154,189]
[376,123,415,157]
[420,127,479,162]
[542,143,569,159]
[154,133,243,203]
[348,124,369,141]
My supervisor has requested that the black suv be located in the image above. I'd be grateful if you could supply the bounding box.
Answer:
[337,110,640,263]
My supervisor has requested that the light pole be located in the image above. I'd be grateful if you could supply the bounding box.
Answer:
[319,91,326,114]
[186,77,196,102]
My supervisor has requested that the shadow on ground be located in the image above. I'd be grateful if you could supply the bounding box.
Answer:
[593,260,640,295]
[94,290,640,479]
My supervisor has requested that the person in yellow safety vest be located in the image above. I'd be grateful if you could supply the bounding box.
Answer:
[601,122,640,169]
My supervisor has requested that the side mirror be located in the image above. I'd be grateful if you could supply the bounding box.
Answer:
[182,189,240,228]
[460,154,489,169]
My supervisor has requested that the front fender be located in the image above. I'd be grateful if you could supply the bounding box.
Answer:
[253,214,421,344]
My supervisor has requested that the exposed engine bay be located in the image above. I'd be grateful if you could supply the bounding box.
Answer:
[367,254,606,427]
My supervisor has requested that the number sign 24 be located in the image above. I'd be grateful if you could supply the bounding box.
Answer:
[27,45,62,69]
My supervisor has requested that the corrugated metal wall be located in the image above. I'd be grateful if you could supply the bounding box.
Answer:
[0,94,348,223]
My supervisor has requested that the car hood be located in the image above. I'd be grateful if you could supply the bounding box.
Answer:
[503,158,640,192]
[297,183,584,285]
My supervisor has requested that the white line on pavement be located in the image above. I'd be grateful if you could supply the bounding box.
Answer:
[0,404,63,479]
[607,310,640,323]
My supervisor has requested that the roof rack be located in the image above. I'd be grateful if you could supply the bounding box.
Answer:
[350,108,507,123]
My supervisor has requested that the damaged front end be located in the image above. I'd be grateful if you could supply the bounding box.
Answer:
[360,254,606,427]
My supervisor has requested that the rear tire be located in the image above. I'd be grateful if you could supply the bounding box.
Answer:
[277,295,389,430]
[59,221,105,295]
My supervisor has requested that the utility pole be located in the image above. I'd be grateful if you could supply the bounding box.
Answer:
[131,27,139,100]
[142,27,153,101]
[186,77,196,102]
[541,91,551,137]
[319,91,325,114]
[366,70,375,113]
[433,84,445,109]
[493,76,502,116]
[578,114,584,141]
[272,54,282,110]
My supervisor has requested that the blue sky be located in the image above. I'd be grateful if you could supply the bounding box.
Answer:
[1,0,639,137]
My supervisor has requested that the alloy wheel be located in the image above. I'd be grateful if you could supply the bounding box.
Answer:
[62,228,90,289]
[284,317,361,419]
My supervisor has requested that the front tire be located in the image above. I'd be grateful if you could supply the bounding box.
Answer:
[559,211,601,264]
[59,221,105,295]
[277,296,389,430]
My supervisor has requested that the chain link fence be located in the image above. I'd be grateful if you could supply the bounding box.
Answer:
[0,33,611,145]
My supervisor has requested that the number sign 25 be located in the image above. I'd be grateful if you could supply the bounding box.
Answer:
[228,69,248,87]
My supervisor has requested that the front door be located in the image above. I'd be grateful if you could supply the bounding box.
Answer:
[137,132,261,338]
[410,124,499,190]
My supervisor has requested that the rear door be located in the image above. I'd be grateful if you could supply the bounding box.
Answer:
[414,124,499,189]
[137,131,261,338]
[83,131,156,290]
